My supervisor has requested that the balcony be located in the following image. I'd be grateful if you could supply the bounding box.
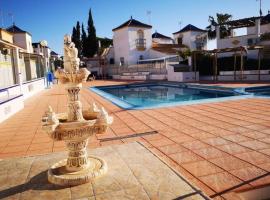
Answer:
[136,39,146,51]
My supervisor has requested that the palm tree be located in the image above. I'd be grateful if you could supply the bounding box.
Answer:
[207,13,232,40]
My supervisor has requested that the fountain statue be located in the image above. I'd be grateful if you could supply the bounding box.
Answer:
[41,34,113,186]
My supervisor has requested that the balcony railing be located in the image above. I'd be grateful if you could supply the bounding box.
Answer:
[136,39,146,50]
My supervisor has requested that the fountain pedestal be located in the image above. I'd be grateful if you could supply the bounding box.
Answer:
[42,35,113,186]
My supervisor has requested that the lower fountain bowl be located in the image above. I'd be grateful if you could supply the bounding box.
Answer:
[48,156,107,186]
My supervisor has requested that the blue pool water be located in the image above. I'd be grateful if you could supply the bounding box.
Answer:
[91,83,245,109]
[245,86,270,96]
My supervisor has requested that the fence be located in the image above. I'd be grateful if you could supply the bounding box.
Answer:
[106,56,179,76]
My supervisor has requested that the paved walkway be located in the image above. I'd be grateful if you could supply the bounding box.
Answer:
[0,142,209,200]
[0,80,270,199]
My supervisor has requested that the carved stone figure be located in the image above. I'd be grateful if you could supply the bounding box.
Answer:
[42,34,113,186]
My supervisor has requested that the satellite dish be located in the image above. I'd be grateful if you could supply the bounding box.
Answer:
[40,40,48,47]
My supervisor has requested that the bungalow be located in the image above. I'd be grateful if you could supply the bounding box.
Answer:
[112,17,186,66]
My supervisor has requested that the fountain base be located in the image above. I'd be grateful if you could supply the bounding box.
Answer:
[48,156,107,186]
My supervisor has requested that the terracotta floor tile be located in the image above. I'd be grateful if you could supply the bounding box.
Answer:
[258,163,270,172]
[239,140,270,150]
[210,156,251,171]
[188,178,216,197]
[193,147,229,160]
[241,131,269,140]
[260,129,270,135]
[147,138,174,147]
[249,175,270,187]
[230,166,267,182]
[202,137,232,146]
[258,137,270,144]
[181,140,210,150]
[217,143,252,155]
[169,151,203,164]
[170,135,195,144]
[222,134,251,143]
[208,129,235,137]
[142,134,165,141]
[158,143,187,155]
[199,172,243,193]
[244,124,269,131]
[227,126,252,134]
[182,160,224,177]
[235,151,270,165]
[2,145,29,153]
[259,148,270,156]
[190,132,216,140]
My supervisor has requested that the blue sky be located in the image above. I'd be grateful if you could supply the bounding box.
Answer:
[2,0,270,54]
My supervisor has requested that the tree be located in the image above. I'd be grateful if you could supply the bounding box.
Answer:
[207,13,232,40]
[81,23,87,57]
[71,22,82,57]
[71,26,76,45]
[86,8,98,57]
[75,21,82,57]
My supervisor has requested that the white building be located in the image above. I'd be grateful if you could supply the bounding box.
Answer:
[173,24,208,50]
[152,31,174,44]
[215,14,270,58]
[112,17,188,66]
[0,24,58,122]
[33,41,52,71]
[112,17,153,65]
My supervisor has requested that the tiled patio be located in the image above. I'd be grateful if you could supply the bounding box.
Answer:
[0,80,270,199]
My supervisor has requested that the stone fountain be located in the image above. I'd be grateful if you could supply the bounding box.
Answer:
[41,34,113,186]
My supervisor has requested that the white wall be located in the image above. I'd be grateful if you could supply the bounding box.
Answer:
[113,27,129,66]
[173,31,207,50]
[0,95,24,123]
[113,26,152,65]
[247,24,270,35]
[13,33,33,53]
[167,64,199,82]
[128,27,152,65]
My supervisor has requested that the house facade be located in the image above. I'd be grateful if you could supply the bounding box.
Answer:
[112,17,153,65]
[152,31,174,44]
[0,24,59,122]
[215,14,270,58]
[173,24,208,51]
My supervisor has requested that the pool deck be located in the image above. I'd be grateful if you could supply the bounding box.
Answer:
[0,80,270,199]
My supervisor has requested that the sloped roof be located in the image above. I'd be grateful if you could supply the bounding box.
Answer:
[173,24,206,34]
[112,17,152,31]
[151,43,187,54]
[50,51,59,56]
[152,32,172,40]
[6,24,31,35]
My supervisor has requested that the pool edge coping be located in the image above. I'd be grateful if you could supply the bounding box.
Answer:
[89,82,258,110]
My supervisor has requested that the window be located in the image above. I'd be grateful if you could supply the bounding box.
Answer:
[139,55,143,60]
[177,37,183,45]
[137,30,144,39]
[109,58,115,64]
[120,57,125,66]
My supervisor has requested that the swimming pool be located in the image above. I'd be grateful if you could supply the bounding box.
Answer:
[90,83,248,109]
[245,86,270,96]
